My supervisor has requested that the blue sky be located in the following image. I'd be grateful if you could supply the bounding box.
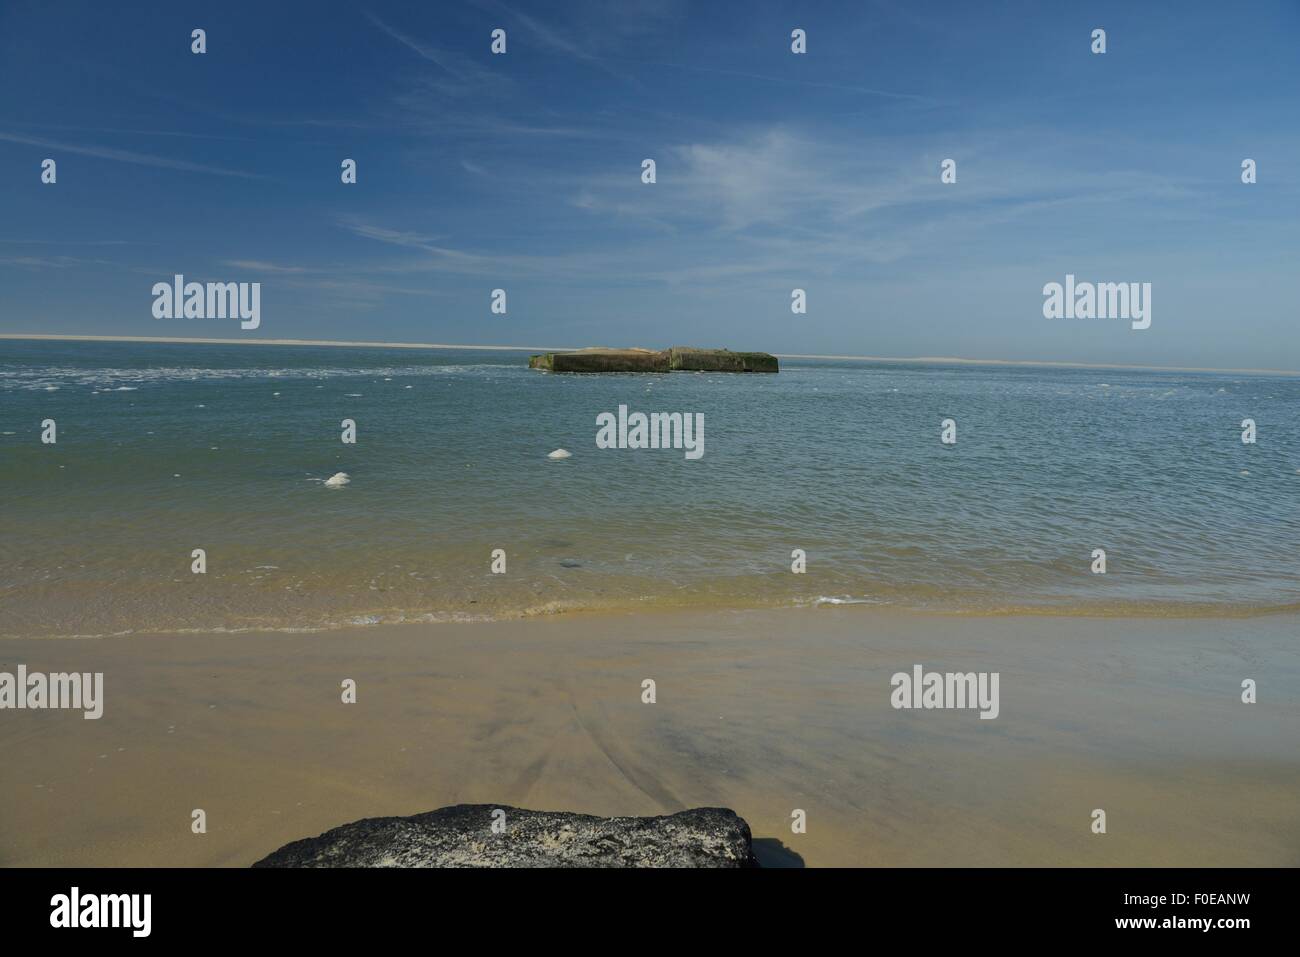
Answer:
[1,0,1298,368]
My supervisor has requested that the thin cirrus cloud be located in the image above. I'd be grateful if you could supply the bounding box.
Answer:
[0,255,117,269]
[221,259,318,275]
[0,132,264,180]
[334,121,1224,290]
[365,10,510,99]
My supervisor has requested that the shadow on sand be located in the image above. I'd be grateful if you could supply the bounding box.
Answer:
[752,837,805,868]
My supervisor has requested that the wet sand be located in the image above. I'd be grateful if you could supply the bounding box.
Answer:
[1,607,1296,867]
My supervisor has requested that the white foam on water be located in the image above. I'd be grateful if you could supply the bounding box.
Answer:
[807,595,881,607]
[0,363,513,391]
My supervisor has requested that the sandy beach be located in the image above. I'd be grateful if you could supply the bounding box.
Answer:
[2,606,1296,868]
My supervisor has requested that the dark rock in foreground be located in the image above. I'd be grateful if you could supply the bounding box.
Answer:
[252,804,759,868]
[529,346,778,373]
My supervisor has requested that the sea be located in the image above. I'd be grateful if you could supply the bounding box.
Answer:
[2,339,1298,637]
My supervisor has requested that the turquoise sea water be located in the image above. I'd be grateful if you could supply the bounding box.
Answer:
[2,340,1298,637]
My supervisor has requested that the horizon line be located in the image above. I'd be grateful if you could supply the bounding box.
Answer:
[2,333,1297,377]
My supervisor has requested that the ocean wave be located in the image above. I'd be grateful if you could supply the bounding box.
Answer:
[8,592,1300,640]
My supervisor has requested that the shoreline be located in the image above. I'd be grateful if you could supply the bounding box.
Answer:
[4,333,1298,377]
[6,593,1300,642]
[2,604,1296,867]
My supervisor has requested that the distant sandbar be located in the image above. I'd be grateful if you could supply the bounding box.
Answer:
[2,333,1297,376]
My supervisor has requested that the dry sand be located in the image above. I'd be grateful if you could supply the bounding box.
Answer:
[1,606,1296,867]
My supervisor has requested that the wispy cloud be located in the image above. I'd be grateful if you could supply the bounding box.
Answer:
[600,58,940,105]
[341,223,444,249]
[216,255,452,304]
[365,10,510,98]
[475,0,685,51]
[222,260,320,275]
[0,254,117,269]
[0,132,264,179]
[334,122,1224,290]
[10,123,257,142]
[365,10,470,76]
[489,2,586,57]
[0,238,153,246]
